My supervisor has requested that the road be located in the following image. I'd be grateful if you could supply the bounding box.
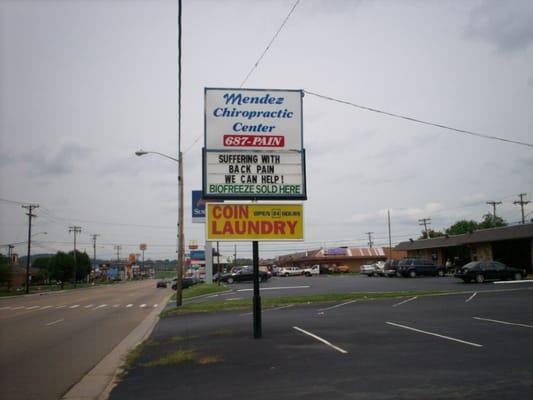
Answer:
[0,280,170,400]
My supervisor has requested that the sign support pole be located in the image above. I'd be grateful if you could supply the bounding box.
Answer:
[252,240,262,339]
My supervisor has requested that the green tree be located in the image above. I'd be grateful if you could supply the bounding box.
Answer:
[478,213,507,229]
[32,256,52,270]
[48,252,74,288]
[419,229,445,239]
[445,220,479,236]
[69,250,91,281]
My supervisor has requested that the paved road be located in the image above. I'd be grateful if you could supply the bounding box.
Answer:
[111,285,533,400]
[0,280,169,400]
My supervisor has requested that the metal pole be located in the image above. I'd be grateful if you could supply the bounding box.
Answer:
[23,204,38,294]
[253,240,262,338]
[217,241,221,286]
[388,210,392,259]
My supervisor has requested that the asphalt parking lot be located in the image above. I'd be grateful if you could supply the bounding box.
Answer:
[111,282,533,400]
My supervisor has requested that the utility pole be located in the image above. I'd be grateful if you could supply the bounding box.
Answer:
[69,226,82,287]
[22,204,39,294]
[114,245,122,263]
[514,193,530,224]
[8,244,14,290]
[234,244,237,267]
[366,232,374,248]
[91,234,99,273]
[418,218,431,239]
[486,201,502,218]
[387,210,392,260]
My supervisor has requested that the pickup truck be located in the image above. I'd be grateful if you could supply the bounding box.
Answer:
[303,265,320,277]
[397,258,445,278]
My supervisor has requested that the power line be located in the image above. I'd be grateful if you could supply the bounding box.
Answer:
[240,0,301,87]
[304,90,533,148]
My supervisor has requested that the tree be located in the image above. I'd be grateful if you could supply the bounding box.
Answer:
[48,252,74,288]
[445,220,479,236]
[32,256,52,270]
[418,229,445,240]
[69,250,91,281]
[478,213,507,229]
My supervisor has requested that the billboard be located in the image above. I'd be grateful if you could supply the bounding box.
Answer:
[206,203,304,241]
[203,88,306,200]
[192,190,206,223]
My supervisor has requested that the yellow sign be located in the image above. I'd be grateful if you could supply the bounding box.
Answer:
[206,203,304,241]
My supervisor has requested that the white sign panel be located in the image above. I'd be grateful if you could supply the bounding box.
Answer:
[205,88,303,150]
[204,150,305,198]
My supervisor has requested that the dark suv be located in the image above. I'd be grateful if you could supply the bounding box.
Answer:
[397,258,445,278]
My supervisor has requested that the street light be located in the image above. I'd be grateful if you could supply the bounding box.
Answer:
[135,149,185,307]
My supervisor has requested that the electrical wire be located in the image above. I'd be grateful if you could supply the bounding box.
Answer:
[304,90,533,148]
[240,0,301,87]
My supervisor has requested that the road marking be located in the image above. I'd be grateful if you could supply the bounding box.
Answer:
[126,304,133,308]
[207,294,219,298]
[317,300,357,312]
[153,304,158,308]
[473,317,533,329]
[84,304,94,308]
[386,322,483,348]
[240,304,294,316]
[237,286,310,292]
[69,305,80,309]
[226,298,242,301]
[45,319,64,326]
[11,306,25,310]
[113,304,121,308]
[55,305,66,309]
[94,304,107,309]
[40,305,52,310]
[139,304,147,308]
[465,292,477,303]
[493,280,533,285]
[293,326,348,354]
[26,306,40,310]
[392,296,418,307]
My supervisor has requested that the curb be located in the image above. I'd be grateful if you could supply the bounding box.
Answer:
[62,292,173,400]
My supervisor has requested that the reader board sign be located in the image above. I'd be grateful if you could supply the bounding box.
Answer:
[203,150,305,198]
[204,88,303,150]
[203,87,306,201]
[206,203,304,241]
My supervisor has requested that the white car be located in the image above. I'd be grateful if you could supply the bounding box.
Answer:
[303,265,320,277]
[360,262,379,276]
[278,266,304,276]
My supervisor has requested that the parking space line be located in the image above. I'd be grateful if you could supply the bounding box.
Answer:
[465,292,477,303]
[493,280,533,285]
[317,300,357,312]
[45,319,64,326]
[386,322,483,348]
[392,296,418,307]
[473,317,533,329]
[293,326,348,354]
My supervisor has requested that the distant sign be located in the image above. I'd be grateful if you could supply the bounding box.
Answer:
[190,250,205,261]
[203,88,306,200]
[325,247,347,256]
[139,243,147,251]
[206,203,304,241]
[192,190,206,223]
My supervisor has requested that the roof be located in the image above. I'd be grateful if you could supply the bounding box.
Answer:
[277,247,388,262]
[395,223,533,251]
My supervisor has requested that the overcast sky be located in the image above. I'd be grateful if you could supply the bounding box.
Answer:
[1,0,532,261]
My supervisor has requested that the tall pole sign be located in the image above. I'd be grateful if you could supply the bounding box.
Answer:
[203,87,306,339]
[203,88,306,200]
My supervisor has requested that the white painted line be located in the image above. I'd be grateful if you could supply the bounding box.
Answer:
[40,305,53,310]
[237,286,310,292]
[317,300,357,312]
[56,305,66,309]
[493,280,533,285]
[473,317,533,329]
[69,305,80,309]
[126,304,133,308]
[153,304,158,308]
[11,306,25,310]
[240,304,294,316]
[113,304,121,308]
[139,304,147,308]
[26,306,40,310]
[465,292,477,303]
[386,322,483,348]
[84,304,94,309]
[46,319,64,326]
[94,304,107,309]
[392,296,418,307]
[293,326,348,354]
[226,298,242,301]
[207,294,219,298]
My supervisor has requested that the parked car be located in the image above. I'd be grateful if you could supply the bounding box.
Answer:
[360,262,378,276]
[171,276,198,290]
[278,266,304,277]
[383,259,401,277]
[303,265,320,277]
[454,261,527,283]
[219,266,272,283]
[397,258,445,278]
[156,280,168,288]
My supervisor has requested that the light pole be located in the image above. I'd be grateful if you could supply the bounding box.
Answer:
[135,149,184,306]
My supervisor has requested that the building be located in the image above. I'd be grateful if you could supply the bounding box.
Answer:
[395,223,533,273]
[276,247,407,273]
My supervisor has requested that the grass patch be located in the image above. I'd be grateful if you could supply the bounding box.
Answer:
[161,289,464,317]
[213,329,232,337]
[118,340,154,379]
[142,349,196,367]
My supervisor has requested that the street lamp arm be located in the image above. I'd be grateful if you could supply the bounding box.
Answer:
[135,149,179,163]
